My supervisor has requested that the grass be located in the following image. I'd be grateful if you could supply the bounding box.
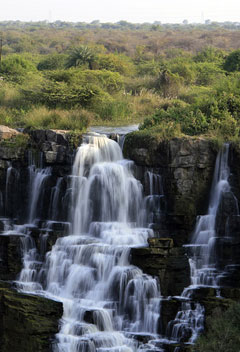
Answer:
[0,133,30,149]
[22,107,94,131]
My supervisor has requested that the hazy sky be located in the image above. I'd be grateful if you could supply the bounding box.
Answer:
[0,0,239,23]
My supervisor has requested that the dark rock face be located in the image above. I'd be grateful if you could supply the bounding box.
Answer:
[131,238,190,297]
[1,129,240,351]
[0,129,76,222]
[0,282,63,352]
[29,129,79,165]
[0,234,23,281]
[124,135,217,245]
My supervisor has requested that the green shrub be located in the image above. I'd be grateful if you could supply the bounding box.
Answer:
[153,70,183,98]
[0,54,36,83]
[23,107,93,130]
[21,78,103,108]
[170,62,196,85]
[194,46,225,63]
[96,53,135,76]
[44,69,124,94]
[37,54,67,71]
[0,107,25,127]
[193,303,240,352]
[195,62,225,86]
[136,60,161,76]
[223,49,240,72]
[93,96,132,121]
[0,133,30,149]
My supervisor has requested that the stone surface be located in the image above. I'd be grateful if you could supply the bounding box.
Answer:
[131,240,190,296]
[0,234,23,280]
[0,126,20,140]
[124,134,217,245]
[0,281,63,352]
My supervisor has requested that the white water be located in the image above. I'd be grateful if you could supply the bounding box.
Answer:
[168,143,236,345]
[190,143,233,287]
[28,165,51,223]
[14,133,162,352]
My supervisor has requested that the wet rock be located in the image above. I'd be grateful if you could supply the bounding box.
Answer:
[216,191,239,236]
[161,298,181,333]
[0,282,62,352]
[0,234,24,280]
[225,215,240,237]
[189,287,217,301]
[148,237,173,249]
[131,245,190,296]
[124,135,217,244]
[161,342,192,352]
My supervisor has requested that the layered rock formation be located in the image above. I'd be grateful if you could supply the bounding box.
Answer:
[0,127,239,351]
[0,281,62,352]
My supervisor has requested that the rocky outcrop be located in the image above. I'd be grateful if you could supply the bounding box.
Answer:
[0,282,62,352]
[29,129,80,165]
[0,126,20,140]
[0,234,23,281]
[124,134,217,245]
[131,238,190,296]
[0,128,81,221]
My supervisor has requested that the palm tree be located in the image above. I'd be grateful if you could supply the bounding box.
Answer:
[66,46,95,70]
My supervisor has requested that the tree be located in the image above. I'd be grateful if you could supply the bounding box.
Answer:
[65,46,95,70]
[223,49,240,72]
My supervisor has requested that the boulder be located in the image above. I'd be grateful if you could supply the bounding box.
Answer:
[0,126,20,140]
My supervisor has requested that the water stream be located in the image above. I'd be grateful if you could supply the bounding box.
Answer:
[1,134,239,351]
[168,143,239,345]
[9,133,163,352]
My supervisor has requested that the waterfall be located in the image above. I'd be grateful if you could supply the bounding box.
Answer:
[14,133,162,352]
[190,143,235,287]
[168,143,238,345]
[28,165,52,223]
[49,177,64,220]
[143,170,164,227]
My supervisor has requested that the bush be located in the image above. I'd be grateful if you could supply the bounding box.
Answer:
[45,69,124,94]
[223,49,240,72]
[37,54,67,71]
[0,54,36,83]
[195,62,225,86]
[96,53,135,76]
[23,107,93,130]
[169,61,196,85]
[193,303,240,352]
[92,96,132,121]
[194,46,225,63]
[21,78,104,108]
[136,60,162,76]
[153,70,183,98]
[0,82,24,108]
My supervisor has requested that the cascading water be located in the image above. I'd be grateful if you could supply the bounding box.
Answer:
[14,133,162,352]
[143,170,164,228]
[188,143,240,288]
[28,164,52,223]
[168,143,239,345]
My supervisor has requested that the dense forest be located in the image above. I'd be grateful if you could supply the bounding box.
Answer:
[0,21,240,141]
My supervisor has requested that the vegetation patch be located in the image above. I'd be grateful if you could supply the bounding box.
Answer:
[193,302,240,352]
[0,22,239,137]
